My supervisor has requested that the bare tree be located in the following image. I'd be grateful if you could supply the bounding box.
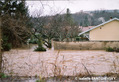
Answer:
[32,8,80,49]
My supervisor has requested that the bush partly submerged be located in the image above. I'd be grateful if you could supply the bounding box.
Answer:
[106,47,119,52]
[106,47,115,52]
[34,46,46,51]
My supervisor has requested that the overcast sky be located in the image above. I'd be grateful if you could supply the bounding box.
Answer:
[26,0,119,16]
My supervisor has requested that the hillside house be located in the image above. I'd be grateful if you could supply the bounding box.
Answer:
[79,18,119,41]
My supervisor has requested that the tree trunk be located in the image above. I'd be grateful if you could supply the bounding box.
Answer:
[0,17,2,73]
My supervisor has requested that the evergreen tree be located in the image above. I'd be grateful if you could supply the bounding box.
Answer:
[0,0,31,48]
[83,16,89,27]
[64,8,79,41]
[64,8,74,26]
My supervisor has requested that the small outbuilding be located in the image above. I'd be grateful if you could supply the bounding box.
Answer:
[79,18,119,41]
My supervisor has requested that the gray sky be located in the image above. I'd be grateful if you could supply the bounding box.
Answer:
[26,0,119,16]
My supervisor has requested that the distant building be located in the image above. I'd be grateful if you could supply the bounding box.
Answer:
[79,18,119,41]
[79,26,94,32]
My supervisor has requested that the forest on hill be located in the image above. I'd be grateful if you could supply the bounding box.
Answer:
[33,9,119,27]
[71,9,119,26]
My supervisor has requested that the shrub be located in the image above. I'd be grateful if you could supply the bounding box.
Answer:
[35,39,46,51]
[34,46,46,51]
[36,80,40,82]
[2,36,12,51]
[106,47,115,52]
[34,38,46,51]
[36,79,45,82]
[75,37,80,41]
[0,73,8,78]
[106,47,119,52]
[2,43,12,51]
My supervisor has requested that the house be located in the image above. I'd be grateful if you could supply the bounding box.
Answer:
[79,18,119,41]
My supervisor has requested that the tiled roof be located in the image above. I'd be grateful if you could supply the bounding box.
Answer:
[80,26,94,32]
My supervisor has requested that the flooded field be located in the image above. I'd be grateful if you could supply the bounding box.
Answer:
[2,44,119,79]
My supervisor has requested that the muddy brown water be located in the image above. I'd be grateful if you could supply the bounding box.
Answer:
[1,44,119,81]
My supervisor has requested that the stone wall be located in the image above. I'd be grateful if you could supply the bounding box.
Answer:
[52,41,119,50]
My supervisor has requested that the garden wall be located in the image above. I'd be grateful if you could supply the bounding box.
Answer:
[52,41,119,50]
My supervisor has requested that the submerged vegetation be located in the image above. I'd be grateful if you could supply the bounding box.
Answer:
[34,39,46,51]
[106,47,115,52]
[106,47,119,52]
[0,73,8,78]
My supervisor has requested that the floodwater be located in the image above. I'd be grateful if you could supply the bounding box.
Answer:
[2,44,119,78]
